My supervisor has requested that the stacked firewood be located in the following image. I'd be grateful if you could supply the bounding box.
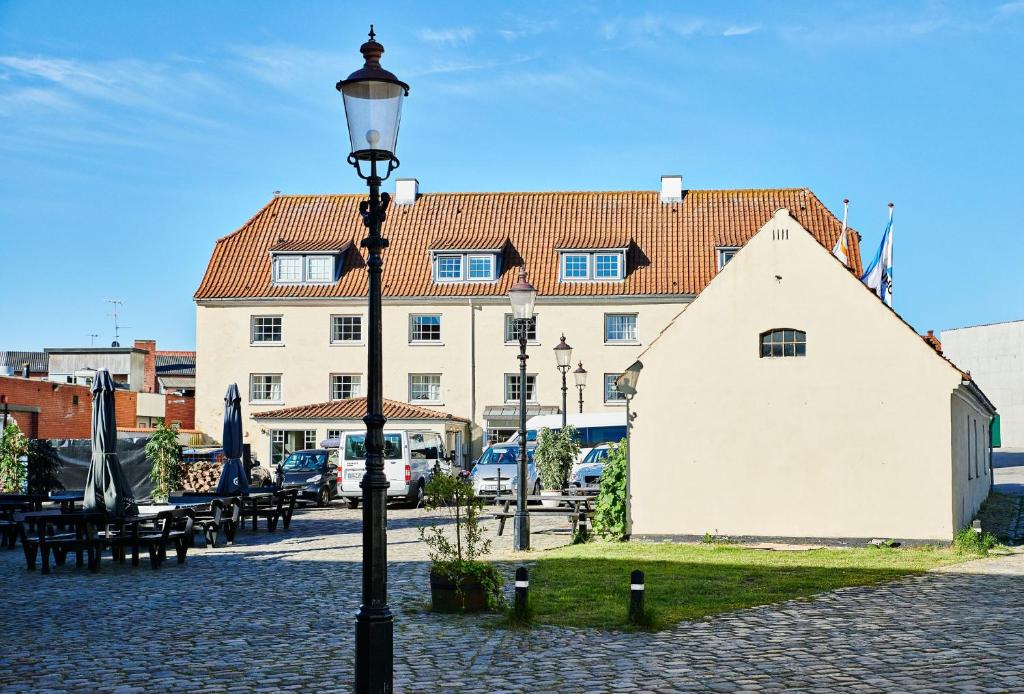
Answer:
[179,462,221,492]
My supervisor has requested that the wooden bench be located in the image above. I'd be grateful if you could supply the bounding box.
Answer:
[254,489,299,532]
[17,511,105,574]
[171,495,242,547]
[136,509,195,569]
[492,494,595,537]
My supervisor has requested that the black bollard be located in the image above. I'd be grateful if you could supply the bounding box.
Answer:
[514,566,529,619]
[629,569,645,624]
[577,511,590,541]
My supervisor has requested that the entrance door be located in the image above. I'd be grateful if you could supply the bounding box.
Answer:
[270,429,317,465]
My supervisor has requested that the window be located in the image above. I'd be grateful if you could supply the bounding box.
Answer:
[468,255,495,280]
[304,430,317,449]
[250,374,282,402]
[410,314,442,343]
[594,253,622,279]
[271,429,316,465]
[436,255,463,281]
[274,256,303,283]
[759,329,807,358]
[717,247,740,269]
[305,256,334,282]
[327,429,342,441]
[409,374,441,403]
[330,374,362,400]
[504,314,538,343]
[604,314,638,343]
[504,374,537,403]
[331,315,363,343]
[486,428,517,445]
[251,315,282,344]
[604,373,626,403]
[562,253,589,280]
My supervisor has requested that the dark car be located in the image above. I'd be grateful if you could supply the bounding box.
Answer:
[279,449,339,506]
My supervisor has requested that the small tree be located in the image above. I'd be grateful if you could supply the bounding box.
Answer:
[27,439,64,495]
[534,425,580,491]
[0,422,29,493]
[593,439,627,540]
[146,420,182,502]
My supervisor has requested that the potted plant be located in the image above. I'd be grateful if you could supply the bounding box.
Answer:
[146,420,183,503]
[420,472,504,612]
[0,422,29,493]
[534,425,580,507]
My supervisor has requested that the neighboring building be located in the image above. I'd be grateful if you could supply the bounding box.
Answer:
[194,178,861,463]
[251,397,471,467]
[155,351,196,395]
[942,320,1024,449]
[46,344,148,391]
[628,209,995,543]
[0,351,47,378]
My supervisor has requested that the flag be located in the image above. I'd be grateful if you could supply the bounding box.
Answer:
[861,203,894,306]
[832,198,850,266]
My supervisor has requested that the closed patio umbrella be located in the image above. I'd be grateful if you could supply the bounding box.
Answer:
[84,369,138,520]
[214,383,249,495]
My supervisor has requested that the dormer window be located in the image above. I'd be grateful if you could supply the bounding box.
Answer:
[305,256,334,282]
[272,254,336,284]
[717,247,740,270]
[559,250,626,282]
[431,252,498,283]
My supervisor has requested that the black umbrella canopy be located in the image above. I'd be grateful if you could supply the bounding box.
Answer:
[215,383,249,495]
[84,369,138,520]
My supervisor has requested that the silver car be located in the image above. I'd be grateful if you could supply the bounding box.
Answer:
[569,444,612,491]
[471,443,539,498]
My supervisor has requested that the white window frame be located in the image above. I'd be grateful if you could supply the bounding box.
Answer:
[504,373,538,403]
[273,256,303,284]
[604,313,638,344]
[435,254,464,282]
[249,373,282,404]
[409,314,442,344]
[603,373,627,404]
[466,254,496,281]
[305,255,334,283]
[327,429,342,441]
[504,314,538,344]
[717,247,740,270]
[250,315,283,345]
[331,314,364,344]
[409,373,442,404]
[432,252,498,283]
[560,253,590,281]
[560,250,626,282]
[593,252,624,280]
[330,373,362,401]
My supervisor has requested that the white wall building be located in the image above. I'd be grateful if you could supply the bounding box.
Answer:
[942,320,1024,449]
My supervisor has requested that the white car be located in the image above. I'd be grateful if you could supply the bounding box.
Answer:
[470,443,539,498]
[336,430,446,508]
[569,443,612,491]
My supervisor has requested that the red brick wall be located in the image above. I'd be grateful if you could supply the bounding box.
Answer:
[165,395,196,430]
[115,390,137,428]
[135,339,157,393]
[0,376,92,439]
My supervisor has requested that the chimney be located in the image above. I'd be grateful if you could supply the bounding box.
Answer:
[21,363,30,378]
[134,339,157,393]
[660,175,683,203]
[394,178,419,206]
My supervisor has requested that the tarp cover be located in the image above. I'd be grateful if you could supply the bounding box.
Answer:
[48,438,155,500]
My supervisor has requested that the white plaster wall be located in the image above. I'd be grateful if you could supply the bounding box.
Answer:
[942,321,1024,449]
[628,210,970,542]
[950,387,994,530]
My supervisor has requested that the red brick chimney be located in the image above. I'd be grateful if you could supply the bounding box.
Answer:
[921,330,943,355]
[134,339,157,393]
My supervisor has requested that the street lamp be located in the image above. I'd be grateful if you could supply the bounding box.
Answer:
[337,25,408,694]
[573,362,587,414]
[614,360,643,540]
[508,267,537,552]
[553,335,573,428]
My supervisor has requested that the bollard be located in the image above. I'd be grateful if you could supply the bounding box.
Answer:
[576,511,590,542]
[514,566,529,619]
[629,569,645,624]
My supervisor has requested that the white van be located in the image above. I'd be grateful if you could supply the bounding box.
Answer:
[335,430,446,509]
[507,412,627,464]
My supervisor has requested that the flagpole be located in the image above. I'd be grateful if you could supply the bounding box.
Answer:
[832,197,850,267]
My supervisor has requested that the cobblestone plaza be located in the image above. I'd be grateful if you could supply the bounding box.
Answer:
[1,505,1022,693]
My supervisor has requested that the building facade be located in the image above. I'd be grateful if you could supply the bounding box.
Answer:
[194,179,860,466]
[628,210,995,543]
[942,320,1024,449]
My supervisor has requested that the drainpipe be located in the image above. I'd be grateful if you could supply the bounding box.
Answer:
[468,298,476,468]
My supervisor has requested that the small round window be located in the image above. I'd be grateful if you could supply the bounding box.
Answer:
[760,329,806,358]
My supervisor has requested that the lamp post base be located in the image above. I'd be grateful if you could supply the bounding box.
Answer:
[355,606,394,693]
[514,511,530,552]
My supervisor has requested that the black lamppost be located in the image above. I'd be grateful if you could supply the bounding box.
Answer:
[573,362,587,413]
[614,360,643,540]
[553,335,573,428]
[508,268,537,552]
[337,26,408,694]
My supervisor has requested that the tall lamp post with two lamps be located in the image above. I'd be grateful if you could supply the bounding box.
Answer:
[614,360,643,540]
[336,26,408,694]
[508,268,538,552]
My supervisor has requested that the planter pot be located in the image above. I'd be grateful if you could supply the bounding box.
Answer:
[430,570,489,613]
[540,489,563,508]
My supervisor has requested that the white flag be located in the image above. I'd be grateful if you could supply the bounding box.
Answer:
[861,204,894,306]
[832,198,850,266]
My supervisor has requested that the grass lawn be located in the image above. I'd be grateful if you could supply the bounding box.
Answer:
[523,541,971,631]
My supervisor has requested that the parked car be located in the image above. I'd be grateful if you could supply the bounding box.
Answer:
[506,413,627,466]
[470,443,539,498]
[336,430,445,509]
[279,448,339,506]
[569,443,612,491]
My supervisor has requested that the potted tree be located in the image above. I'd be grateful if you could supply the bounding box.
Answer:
[420,472,504,612]
[534,425,580,508]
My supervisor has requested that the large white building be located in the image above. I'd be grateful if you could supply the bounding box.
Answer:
[629,210,995,542]
[942,320,1024,449]
[193,177,859,468]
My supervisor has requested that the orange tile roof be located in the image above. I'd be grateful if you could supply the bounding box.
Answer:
[268,239,354,253]
[251,397,469,423]
[195,189,862,300]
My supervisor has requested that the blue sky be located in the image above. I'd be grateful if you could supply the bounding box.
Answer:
[1,1,1022,350]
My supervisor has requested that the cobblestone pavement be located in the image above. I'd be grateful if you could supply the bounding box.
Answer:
[1,504,1023,693]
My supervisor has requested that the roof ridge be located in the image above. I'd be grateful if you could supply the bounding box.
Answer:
[269,187,813,198]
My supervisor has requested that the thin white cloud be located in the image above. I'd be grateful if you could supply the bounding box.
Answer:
[722,25,759,37]
[416,27,476,46]
[998,1,1024,15]
[498,19,558,40]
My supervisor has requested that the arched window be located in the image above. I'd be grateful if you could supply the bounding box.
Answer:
[760,329,806,358]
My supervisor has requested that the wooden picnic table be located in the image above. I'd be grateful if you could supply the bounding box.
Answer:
[491,493,596,537]
[49,490,85,512]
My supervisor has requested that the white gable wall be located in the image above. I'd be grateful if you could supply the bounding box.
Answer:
[630,210,974,541]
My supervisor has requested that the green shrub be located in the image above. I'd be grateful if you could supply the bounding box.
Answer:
[146,421,182,502]
[593,440,627,540]
[534,425,580,491]
[953,527,998,555]
[27,439,64,495]
[0,423,28,493]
